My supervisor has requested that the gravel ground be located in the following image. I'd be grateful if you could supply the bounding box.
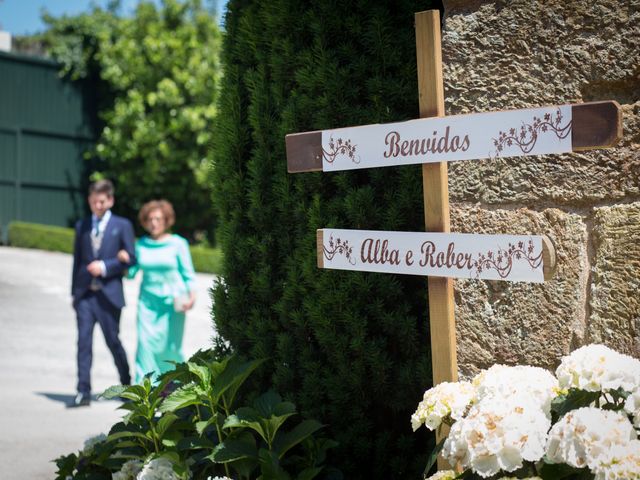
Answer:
[0,246,218,480]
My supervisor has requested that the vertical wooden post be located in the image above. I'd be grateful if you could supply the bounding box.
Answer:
[415,10,458,469]
[415,10,458,385]
[416,9,457,386]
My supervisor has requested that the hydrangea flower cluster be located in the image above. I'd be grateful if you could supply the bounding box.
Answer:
[137,458,180,480]
[424,471,457,480]
[112,459,143,480]
[546,407,637,470]
[441,373,553,477]
[443,398,550,476]
[593,440,640,480]
[416,344,640,480]
[411,381,475,431]
[496,477,542,480]
[472,364,558,415]
[625,389,640,427]
[82,433,107,455]
[555,344,640,393]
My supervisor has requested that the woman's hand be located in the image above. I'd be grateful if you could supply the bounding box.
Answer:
[117,249,130,264]
[182,292,196,311]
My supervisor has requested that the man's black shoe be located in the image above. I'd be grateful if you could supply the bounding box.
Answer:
[68,392,91,408]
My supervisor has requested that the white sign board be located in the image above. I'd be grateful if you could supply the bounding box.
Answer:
[320,105,572,171]
[318,229,553,283]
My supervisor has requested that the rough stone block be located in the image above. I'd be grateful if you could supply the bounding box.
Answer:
[442,0,640,205]
[589,203,640,357]
[450,205,588,377]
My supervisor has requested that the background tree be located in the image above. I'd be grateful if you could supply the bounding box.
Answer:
[212,0,442,477]
[41,0,221,241]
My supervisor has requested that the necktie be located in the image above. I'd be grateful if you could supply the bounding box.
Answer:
[91,219,104,256]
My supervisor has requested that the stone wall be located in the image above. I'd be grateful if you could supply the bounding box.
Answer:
[441,0,640,377]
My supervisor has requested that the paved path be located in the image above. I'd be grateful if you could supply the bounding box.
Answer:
[0,246,218,480]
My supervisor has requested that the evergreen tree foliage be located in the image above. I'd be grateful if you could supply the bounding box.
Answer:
[40,0,222,241]
[212,0,442,477]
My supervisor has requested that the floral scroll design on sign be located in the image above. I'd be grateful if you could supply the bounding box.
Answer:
[474,239,542,279]
[323,235,356,265]
[492,108,572,158]
[322,136,360,165]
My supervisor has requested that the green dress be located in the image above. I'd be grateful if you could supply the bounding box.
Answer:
[127,234,196,383]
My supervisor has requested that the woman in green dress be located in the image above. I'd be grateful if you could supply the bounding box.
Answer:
[118,200,196,383]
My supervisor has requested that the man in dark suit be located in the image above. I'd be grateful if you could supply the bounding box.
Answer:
[70,179,136,407]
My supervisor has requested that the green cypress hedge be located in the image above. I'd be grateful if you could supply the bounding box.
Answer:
[211,1,441,477]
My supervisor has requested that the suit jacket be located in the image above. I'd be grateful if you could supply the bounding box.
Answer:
[71,213,136,309]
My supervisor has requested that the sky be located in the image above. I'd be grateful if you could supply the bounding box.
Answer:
[0,0,227,36]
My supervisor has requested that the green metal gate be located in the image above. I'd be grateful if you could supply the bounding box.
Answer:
[0,50,97,241]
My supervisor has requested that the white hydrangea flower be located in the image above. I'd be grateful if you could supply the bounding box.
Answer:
[113,459,143,480]
[82,433,107,455]
[555,344,640,393]
[206,477,233,480]
[412,381,475,431]
[496,477,543,480]
[546,407,637,470]
[592,440,640,480]
[137,457,179,480]
[425,471,457,480]
[442,396,551,478]
[472,364,559,416]
[625,389,640,427]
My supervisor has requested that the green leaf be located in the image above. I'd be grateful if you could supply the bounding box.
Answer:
[159,384,203,413]
[296,467,323,480]
[551,389,601,419]
[158,450,181,464]
[176,436,215,451]
[100,384,127,400]
[212,357,265,405]
[108,440,139,449]
[195,414,218,435]
[187,361,212,386]
[273,420,324,459]
[53,453,77,480]
[253,391,294,418]
[102,384,148,403]
[539,461,592,479]
[161,430,181,448]
[122,410,136,425]
[107,430,150,442]
[156,413,178,438]
[223,413,247,429]
[209,431,258,463]
[246,391,297,447]
[258,448,291,480]
[224,411,269,445]
[423,437,446,477]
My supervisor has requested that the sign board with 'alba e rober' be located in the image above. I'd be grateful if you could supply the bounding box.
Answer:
[286,101,621,173]
[317,229,556,283]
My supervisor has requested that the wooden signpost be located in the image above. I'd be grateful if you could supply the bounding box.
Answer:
[285,9,622,468]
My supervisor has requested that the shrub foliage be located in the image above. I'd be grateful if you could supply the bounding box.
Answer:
[211,0,441,477]
[40,0,222,241]
[8,221,75,254]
